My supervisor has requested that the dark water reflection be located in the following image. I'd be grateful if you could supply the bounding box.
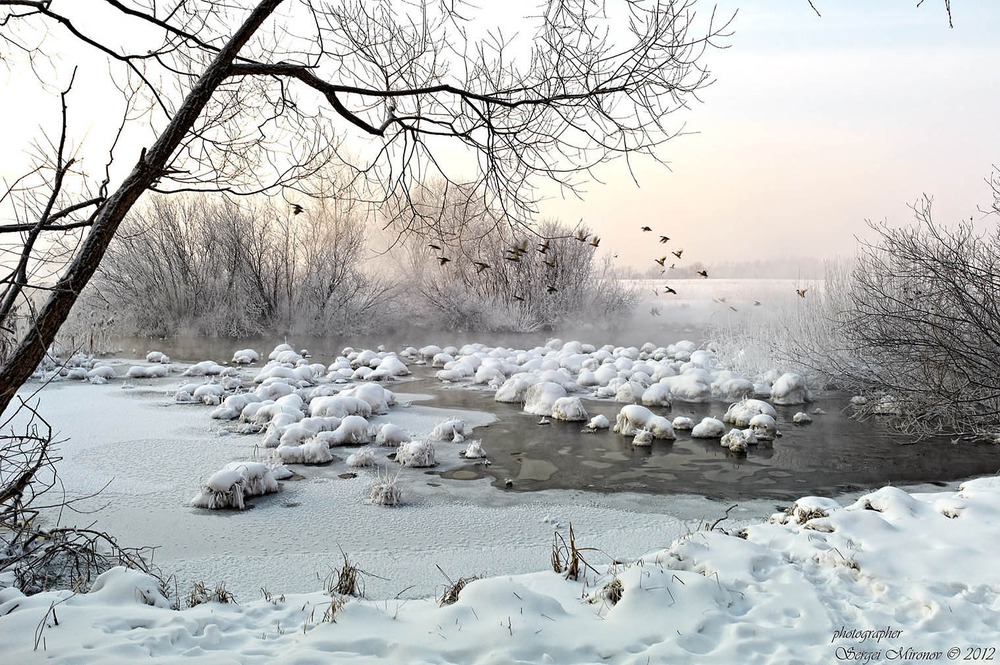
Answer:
[418,374,1000,501]
[112,335,1000,501]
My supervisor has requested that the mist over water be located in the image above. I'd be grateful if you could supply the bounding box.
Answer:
[106,278,1000,502]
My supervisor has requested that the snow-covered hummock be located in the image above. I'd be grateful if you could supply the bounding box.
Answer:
[274,437,334,465]
[6,474,1000,664]
[182,360,227,377]
[345,449,375,468]
[339,383,395,414]
[374,422,410,447]
[145,351,170,364]
[125,364,169,379]
[612,405,674,440]
[494,376,534,403]
[690,416,725,438]
[748,413,778,441]
[632,429,654,446]
[523,381,568,416]
[231,348,259,365]
[460,440,487,459]
[793,411,814,425]
[770,372,813,405]
[395,439,436,467]
[671,416,695,431]
[723,398,777,428]
[586,414,610,430]
[721,428,753,454]
[429,418,466,442]
[189,462,279,510]
[550,396,588,422]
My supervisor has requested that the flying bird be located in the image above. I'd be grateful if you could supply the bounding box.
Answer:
[589,236,601,248]
[697,269,709,278]
[437,257,451,266]
[574,229,589,242]
[428,243,442,250]
[797,288,808,298]
[654,256,667,266]
[659,235,670,243]
[513,294,525,302]
[537,240,550,254]
[544,256,557,268]
[753,300,762,306]
[672,249,683,259]
[546,285,558,294]
[650,307,660,316]
[663,285,677,295]
[640,226,652,232]
[291,203,305,215]
[504,253,521,262]
[473,261,491,273]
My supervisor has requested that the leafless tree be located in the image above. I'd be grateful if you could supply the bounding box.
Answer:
[829,196,1000,439]
[0,0,729,414]
[90,191,392,337]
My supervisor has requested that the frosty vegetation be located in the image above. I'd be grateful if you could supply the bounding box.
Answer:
[710,175,1000,441]
[65,190,637,340]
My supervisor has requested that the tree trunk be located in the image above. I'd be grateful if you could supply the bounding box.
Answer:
[0,0,285,414]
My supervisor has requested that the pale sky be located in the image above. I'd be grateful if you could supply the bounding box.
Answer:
[3,1,998,270]
[539,0,1000,268]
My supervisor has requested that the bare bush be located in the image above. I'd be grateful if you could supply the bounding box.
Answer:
[0,403,160,594]
[399,189,638,332]
[92,193,393,337]
[833,198,1000,438]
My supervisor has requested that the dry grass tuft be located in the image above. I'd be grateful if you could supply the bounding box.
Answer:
[436,564,481,606]
[186,581,237,607]
[551,523,600,582]
[325,549,368,598]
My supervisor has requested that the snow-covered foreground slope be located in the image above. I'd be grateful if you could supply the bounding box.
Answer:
[2,477,999,664]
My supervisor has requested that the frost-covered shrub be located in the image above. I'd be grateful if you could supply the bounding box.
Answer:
[370,470,402,506]
[396,440,436,467]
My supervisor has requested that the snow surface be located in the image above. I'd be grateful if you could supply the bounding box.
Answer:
[3,354,1000,663]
